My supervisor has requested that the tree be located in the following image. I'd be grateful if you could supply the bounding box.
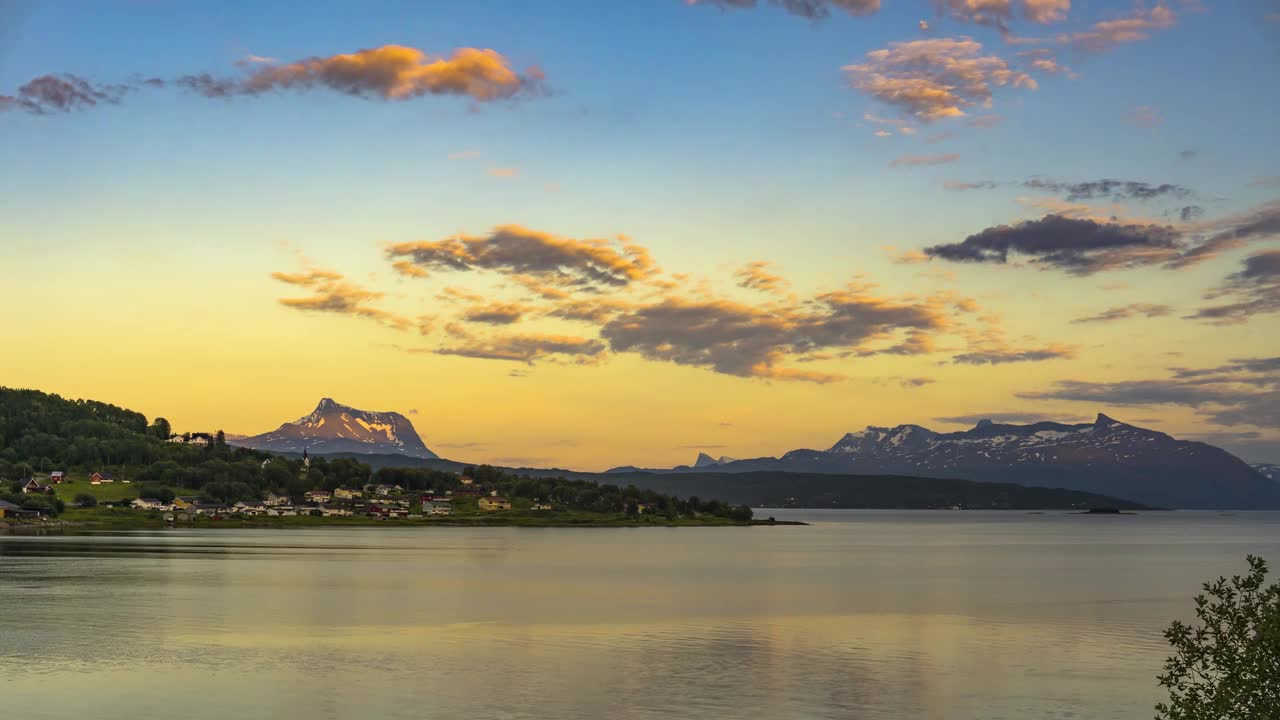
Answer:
[74,493,98,508]
[214,430,227,448]
[150,417,172,440]
[1156,555,1280,719]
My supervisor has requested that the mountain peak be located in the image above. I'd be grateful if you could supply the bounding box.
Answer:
[975,419,994,429]
[1095,413,1122,427]
[234,398,436,459]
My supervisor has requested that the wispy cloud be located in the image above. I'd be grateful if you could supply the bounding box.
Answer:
[890,153,960,167]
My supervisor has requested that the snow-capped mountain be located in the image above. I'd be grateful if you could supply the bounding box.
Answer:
[622,414,1280,510]
[1255,464,1280,483]
[232,398,437,458]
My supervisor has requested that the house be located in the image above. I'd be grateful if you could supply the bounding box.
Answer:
[367,504,409,519]
[304,489,332,503]
[21,478,52,495]
[295,504,321,516]
[269,506,298,517]
[334,487,362,501]
[263,493,289,507]
[172,496,200,510]
[0,499,38,519]
[478,496,512,511]
[187,433,212,447]
[89,472,115,484]
[192,503,229,516]
[318,505,352,517]
[233,501,268,516]
[532,502,553,511]
[422,500,452,516]
[459,475,475,486]
[49,471,66,484]
[131,498,169,511]
[372,484,402,497]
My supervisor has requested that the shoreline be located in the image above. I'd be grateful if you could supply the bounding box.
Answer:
[1,515,807,533]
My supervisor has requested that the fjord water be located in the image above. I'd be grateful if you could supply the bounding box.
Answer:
[2,511,1278,720]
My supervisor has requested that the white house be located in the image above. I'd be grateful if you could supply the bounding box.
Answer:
[264,493,290,507]
[131,498,170,511]
[422,500,452,516]
[318,505,352,517]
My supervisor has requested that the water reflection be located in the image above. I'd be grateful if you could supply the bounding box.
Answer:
[2,512,1278,720]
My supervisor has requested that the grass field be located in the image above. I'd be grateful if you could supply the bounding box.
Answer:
[52,481,140,505]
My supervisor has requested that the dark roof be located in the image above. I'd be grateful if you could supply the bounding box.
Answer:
[0,499,22,511]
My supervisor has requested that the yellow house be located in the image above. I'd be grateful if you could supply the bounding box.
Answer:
[172,496,199,510]
[478,496,511,511]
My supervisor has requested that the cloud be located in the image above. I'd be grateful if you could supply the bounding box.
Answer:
[598,288,956,383]
[1180,149,1196,160]
[925,200,1280,276]
[0,74,129,114]
[179,46,545,103]
[1018,359,1279,429]
[1127,104,1162,129]
[924,215,1182,275]
[271,269,410,330]
[1071,303,1173,324]
[688,0,881,20]
[733,261,790,294]
[487,167,520,178]
[461,301,532,325]
[844,38,1036,122]
[1188,250,1280,325]
[434,333,607,364]
[944,180,998,191]
[1022,178,1191,202]
[935,411,1089,424]
[952,343,1076,364]
[890,153,960,167]
[1179,205,1203,222]
[386,224,659,289]
[1061,4,1175,53]
[900,377,936,388]
[935,0,1070,32]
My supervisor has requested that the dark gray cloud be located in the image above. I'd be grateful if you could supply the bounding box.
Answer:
[1180,149,1196,160]
[934,412,1090,425]
[1018,359,1280,430]
[1071,303,1173,324]
[461,302,530,325]
[923,215,1182,275]
[1022,178,1192,202]
[1180,205,1204,222]
[0,74,129,114]
[387,224,657,290]
[1188,250,1280,324]
[435,334,607,364]
[598,290,954,383]
[924,201,1280,276]
[689,0,880,19]
[952,345,1075,365]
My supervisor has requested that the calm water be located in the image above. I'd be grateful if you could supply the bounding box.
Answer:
[2,510,1278,719]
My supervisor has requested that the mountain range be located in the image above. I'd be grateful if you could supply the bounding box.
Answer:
[231,398,437,458]
[230,400,1278,510]
[610,414,1280,510]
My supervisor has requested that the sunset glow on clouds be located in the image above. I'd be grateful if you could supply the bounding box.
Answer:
[1,0,1277,468]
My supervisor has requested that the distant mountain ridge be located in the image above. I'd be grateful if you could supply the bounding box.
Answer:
[609,414,1280,510]
[231,398,437,458]
[1255,464,1280,483]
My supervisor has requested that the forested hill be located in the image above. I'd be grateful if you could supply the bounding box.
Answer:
[586,471,1151,511]
[0,387,753,522]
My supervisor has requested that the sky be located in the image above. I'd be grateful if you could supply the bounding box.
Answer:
[2,0,1279,468]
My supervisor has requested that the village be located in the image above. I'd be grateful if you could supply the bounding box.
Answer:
[2,467,563,523]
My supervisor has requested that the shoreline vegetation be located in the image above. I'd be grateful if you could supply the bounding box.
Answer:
[0,388,766,531]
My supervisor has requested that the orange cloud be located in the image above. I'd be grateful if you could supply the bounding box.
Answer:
[271,269,409,331]
[180,45,546,103]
